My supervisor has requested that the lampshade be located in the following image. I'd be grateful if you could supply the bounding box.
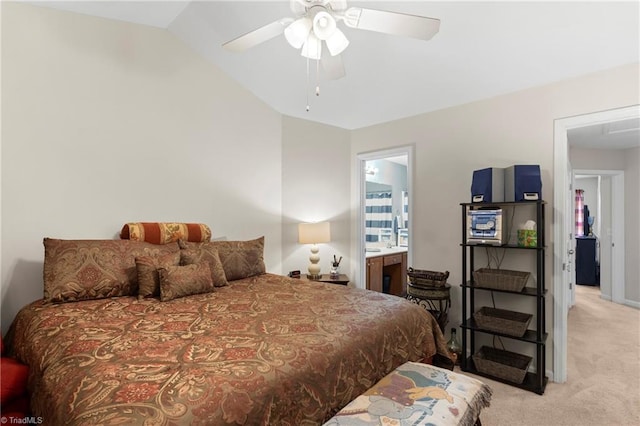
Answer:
[312,11,337,40]
[301,33,322,60]
[325,28,349,56]
[284,17,312,49]
[298,221,331,244]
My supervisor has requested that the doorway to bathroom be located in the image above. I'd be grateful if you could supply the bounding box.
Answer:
[356,146,413,294]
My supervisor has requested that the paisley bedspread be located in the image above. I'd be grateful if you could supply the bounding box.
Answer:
[7,274,450,425]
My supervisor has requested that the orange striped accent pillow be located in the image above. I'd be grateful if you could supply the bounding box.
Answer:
[120,223,211,245]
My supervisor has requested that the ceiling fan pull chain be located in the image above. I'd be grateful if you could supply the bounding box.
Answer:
[316,58,320,97]
[306,57,310,112]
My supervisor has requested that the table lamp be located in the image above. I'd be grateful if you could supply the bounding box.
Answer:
[298,221,331,280]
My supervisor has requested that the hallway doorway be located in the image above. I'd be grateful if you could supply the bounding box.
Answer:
[356,146,413,290]
[553,104,639,383]
[571,169,625,304]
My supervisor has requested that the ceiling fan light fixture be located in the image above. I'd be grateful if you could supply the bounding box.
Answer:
[325,28,349,56]
[284,17,312,49]
[301,33,322,60]
[312,11,337,40]
[222,0,441,100]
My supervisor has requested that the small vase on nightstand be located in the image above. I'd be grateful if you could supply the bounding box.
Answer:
[330,255,342,279]
[329,265,339,279]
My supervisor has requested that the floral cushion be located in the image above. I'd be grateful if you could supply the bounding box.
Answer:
[136,252,181,299]
[158,263,214,302]
[180,248,228,287]
[43,238,180,303]
[325,362,492,426]
[181,237,266,281]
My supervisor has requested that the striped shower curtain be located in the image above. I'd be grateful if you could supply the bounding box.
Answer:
[402,191,409,229]
[575,189,585,237]
[366,191,393,242]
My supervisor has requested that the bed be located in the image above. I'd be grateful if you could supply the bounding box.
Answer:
[7,271,450,425]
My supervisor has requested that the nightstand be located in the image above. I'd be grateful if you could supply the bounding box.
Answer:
[301,274,350,285]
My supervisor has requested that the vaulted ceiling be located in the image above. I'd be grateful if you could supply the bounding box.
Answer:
[28,1,640,131]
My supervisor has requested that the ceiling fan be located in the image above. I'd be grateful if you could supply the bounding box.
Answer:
[222,0,440,80]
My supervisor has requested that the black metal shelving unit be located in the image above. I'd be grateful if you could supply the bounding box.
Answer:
[460,200,548,395]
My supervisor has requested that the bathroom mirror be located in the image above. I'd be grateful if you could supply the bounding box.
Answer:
[364,158,408,248]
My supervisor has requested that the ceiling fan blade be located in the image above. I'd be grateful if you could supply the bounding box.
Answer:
[223,18,293,52]
[328,0,348,12]
[290,0,307,16]
[343,7,440,41]
[322,53,345,80]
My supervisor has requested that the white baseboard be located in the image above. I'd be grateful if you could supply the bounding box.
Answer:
[546,369,554,383]
[625,299,640,309]
[600,294,639,309]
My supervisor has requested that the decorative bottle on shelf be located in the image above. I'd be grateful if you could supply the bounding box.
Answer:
[446,328,462,365]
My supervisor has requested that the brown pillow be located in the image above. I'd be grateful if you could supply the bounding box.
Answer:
[214,237,266,280]
[181,237,266,281]
[158,263,214,302]
[181,247,228,287]
[136,252,181,299]
[43,238,180,303]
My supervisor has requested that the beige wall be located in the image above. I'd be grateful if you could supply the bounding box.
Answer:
[281,116,351,278]
[350,63,640,375]
[570,147,627,170]
[1,3,284,332]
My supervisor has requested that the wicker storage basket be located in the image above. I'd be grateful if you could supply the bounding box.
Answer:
[473,307,532,337]
[407,268,449,288]
[406,283,448,298]
[472,346,532,384]
[472,268,530,292]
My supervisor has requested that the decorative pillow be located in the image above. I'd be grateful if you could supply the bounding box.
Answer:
[181,248,228,287]
[214,237,266,281]
[136,251,181,299]
[120,223,211,244]
[158,263,214,302]
[181,237,266,281]
[43,238,180,303]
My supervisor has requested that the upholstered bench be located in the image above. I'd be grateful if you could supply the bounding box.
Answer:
[324,362,492,426]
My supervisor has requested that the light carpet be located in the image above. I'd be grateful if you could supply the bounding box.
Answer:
[459,285,640,425]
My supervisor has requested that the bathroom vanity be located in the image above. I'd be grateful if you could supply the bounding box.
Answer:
[365,247,408,296]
